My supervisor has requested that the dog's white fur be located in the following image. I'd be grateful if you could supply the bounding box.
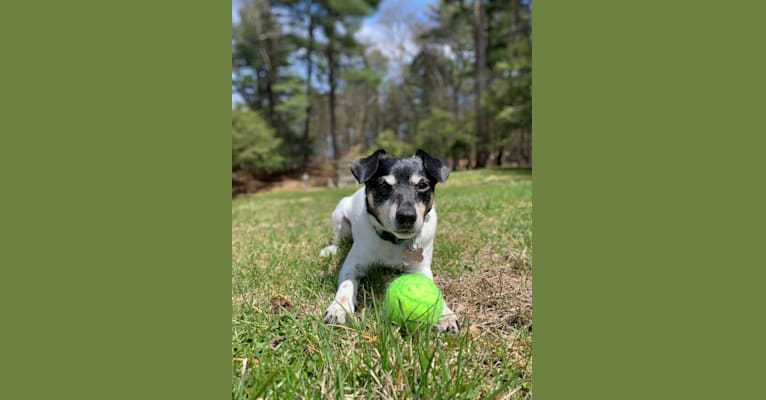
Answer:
[320,187,459,332]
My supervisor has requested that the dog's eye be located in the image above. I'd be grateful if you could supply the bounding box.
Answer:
[417,181,430,191]
[377,177,391,187]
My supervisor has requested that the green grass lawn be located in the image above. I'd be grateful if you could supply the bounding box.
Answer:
[232,168,532,399]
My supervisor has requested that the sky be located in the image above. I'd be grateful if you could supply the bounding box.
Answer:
[231,0,435,24]
[232,0,437,105]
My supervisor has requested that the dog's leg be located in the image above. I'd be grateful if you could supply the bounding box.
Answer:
[436,304,460,333]
[408,260,460,333]
[323,252,364,324]
[320,210,352,258]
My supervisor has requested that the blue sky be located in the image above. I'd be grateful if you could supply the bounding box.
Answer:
[232,0,436,105]
[232,0,435,24]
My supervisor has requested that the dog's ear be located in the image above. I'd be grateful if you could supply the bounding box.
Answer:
[415,149,450,183]
[350,149,387,184]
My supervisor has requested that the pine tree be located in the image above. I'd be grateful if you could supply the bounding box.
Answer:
[315,0,380,185]
[473,0,489,168]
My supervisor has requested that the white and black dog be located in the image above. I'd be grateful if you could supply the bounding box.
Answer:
[319,149,459,333]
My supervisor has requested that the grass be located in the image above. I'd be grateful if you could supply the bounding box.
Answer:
[232,168,532,399]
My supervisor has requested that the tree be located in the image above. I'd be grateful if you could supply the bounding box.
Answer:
[314,0,380,186]
[234,0,319,172]
[473,0,490,168]
[416,0,476,168]
[232,0,290,130]
[301,1,317,169]
[232,106,284,173]
[270,0,320,170]
[484,0,531,166]
[230,0,532,193]
[341,66,383,149]
[374,129,414,157]
[415,108,472,170]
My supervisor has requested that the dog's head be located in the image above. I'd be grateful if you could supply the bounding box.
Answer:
[351,149,449,238]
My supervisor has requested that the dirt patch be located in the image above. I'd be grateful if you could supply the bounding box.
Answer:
[269,295,294,315]
[436,266,532,334]
[232,170,269,195]
[231,169,321,196]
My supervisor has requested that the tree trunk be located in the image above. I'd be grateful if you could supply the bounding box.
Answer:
[265,71,276,127]
[468,143,475,170]
[253,0,277,127]
[360,88,369,149]
[301,4,315,170]
[473,0,488,168]
[510,0,520,58]
[327,44,340,186]
[249,70,265,111]
[520,128,531,166]
[345,93,353,149]
[452,89,459,116]
[453,42,465,119]
[365,94,377,148]
[496,146,504,166]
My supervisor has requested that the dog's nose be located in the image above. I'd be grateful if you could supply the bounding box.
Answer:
[396,205,417,228]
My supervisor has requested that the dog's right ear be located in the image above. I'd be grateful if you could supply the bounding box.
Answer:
[350,149,387,184]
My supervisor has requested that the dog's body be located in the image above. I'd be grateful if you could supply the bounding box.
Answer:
[320,149,459,333]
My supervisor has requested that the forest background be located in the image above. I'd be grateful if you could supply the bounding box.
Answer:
[232,0,531,192]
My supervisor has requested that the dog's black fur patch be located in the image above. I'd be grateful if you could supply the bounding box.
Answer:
[416,149,450,183]
[350,149,387,184]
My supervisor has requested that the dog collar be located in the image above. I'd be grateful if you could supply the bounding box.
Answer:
[366,211,412,246]
[366,206,431,247]
[374,227,409,246]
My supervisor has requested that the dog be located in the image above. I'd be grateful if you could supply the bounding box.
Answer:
[319,149,459,333]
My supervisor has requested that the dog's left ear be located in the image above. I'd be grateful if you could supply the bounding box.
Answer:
[350,149,387,184]
[415,149,450,183]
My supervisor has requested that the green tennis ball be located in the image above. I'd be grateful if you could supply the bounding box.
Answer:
[385,273,444,329]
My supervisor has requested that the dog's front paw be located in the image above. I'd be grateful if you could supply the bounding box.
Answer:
[323,300,353,325]
[319,245,338,258]
[436,313,460,334]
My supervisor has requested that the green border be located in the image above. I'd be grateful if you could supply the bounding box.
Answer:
[1,1,230,398]
[534,1,766,398]
[5,0,766,398]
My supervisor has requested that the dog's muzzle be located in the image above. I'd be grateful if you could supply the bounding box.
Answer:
[395,203,417,230]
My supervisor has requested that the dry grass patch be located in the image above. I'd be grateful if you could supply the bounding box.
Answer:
[437,265,533,382]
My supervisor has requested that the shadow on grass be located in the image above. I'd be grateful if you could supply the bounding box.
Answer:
[494,166,532,175]
[357,266,402,309]
[496,167,532,175]
[324,239,403,312]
